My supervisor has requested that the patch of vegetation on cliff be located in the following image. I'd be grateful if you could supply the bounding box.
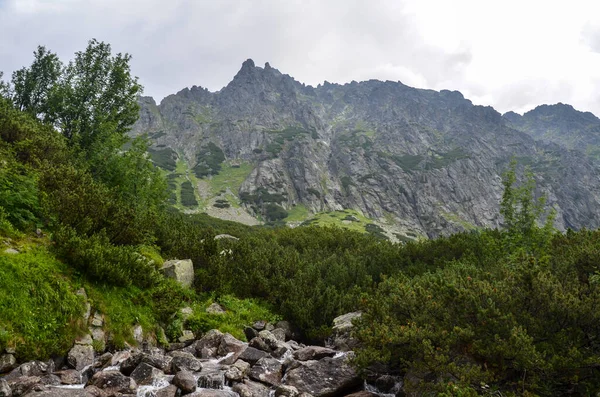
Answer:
[180,181,198,207]
[193,142,225,177]
[208,162,253,196]
[148,147,178,171]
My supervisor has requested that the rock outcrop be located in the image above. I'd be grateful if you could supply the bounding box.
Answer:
[132,61,600,237]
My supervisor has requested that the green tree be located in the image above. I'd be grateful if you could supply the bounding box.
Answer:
[11,39,142,153]
[11,46,62,122]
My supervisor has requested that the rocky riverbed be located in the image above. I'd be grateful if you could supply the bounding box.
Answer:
[0,319,402,397]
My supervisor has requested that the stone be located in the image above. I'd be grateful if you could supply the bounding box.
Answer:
[248,337,270,353]
[248,357,283,387]
[21,387,92,396]
[75,288,91,324]
[217,333,247,364]
[54,369,81,385]
[172,370,196,394]
[141,353,173,373]
[214,234,239,241]
[179,306,194,320]
[237,347,269,365]
[130,362,164,385]
[271,328,286,342]
[75,334,93,346]
[231,379,271,397]
[283,356,362,397]
[274,321,293,341]
[154,384,178,397]
[0,379,10,397]
[205,303,226,314]
[243,326,259,342]
[3,248,18,254]
[232,359,250,374]
[293,346,337,361]
[82,385,107,397]
[193,329,224,358]
[275,385,299,397]
[7,376,42,396]
[0,354,16,373]
[132,324,144,345]
[344,392,378,397]
[188,390,238,397]
[252,321,266,331]
[119,353,143,376]
[224,366,244,382]
[160,259,194,288]
[17,362,49,377]
[179,330,195,344]
[257,330,279,350]
[109,350,131,367]
[170,351,202,372]
[87,370,136,395]
[67,345,94,371]
[90,313,103,328]
[39,375,60,386]
[327,312,361,351]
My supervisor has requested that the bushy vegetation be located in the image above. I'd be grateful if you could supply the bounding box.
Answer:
[193,142,225,177]
[2,40,600,396]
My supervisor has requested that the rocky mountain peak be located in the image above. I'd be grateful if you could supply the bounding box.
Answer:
[132,63,600,238]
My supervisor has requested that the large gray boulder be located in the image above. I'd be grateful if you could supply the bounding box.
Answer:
[327,312,361,351]
[160,259,194,288]
[67,345,94,371]
[283,356,362,397]
[248,357,283,387]
[0,354,16,373]
[87,370,136,395]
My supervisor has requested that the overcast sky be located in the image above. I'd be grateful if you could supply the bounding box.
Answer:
[2,0,600,115]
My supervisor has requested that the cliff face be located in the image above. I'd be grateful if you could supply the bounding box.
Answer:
[132,60,600,238]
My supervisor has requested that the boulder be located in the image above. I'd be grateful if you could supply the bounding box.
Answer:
[39,375,60,386]
[274,321,293,341]
[217,334,247,364]
[54,369,81,385]
[130,362,164,385]
[21,387,92,397]
[119,352,143,375]
[82,385,107,397]
[193,329,224,359]
[248,357,283,387]
[187,390,237,397]
[327,312,361,351]
[87,370,136,395]
[7,376,42,396]
[205,303,226,314]
[0,354,16,373]
[160,259,194,288]
[172,370,196,394]
[283,356,362,397]
[243,327,259,341]
[154,384,178,397]
[275,385,299,397]
[224,366,244,382]
[272,329,287,342]
[196,361,226,390]
[0,379,9,397]
[132,324,144,345]
[141,353,173,373]
[179,330,195,344]
[237,347,269,365]
[293,346,337,362]
[170,351,202,372]
[67,345,94,371]
[344,392,378,397]
[232,379,271,397]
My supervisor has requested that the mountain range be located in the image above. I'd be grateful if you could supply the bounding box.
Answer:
[131,59,600,240]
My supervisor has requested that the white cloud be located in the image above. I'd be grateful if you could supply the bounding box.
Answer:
[1,0,600,115]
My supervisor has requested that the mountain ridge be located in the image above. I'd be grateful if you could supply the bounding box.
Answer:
[132,59,600,238]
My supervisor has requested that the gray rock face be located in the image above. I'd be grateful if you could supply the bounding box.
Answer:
[283,356,362,397]
[0,354,16,373]
[293,346,337,361]
[87,370,136,395]
[248,357,283,386]
[160,259,194,288]
[67,346,94,371]
[130,362,164,386]
[327,311,361,351]
[172,370,196,394]
[133,61,600,237]
[0,379,10,397]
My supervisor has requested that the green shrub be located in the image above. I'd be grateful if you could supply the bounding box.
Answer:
[0,249,85,361]
[180,181,198,207]
[193,142,225,177]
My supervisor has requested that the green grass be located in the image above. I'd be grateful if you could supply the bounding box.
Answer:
[184,295,281,341]
[0,247,85,361]
[441,211,477,231]
[302,209,374,233]
[208,163,254,196]
[284,204,310,222]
